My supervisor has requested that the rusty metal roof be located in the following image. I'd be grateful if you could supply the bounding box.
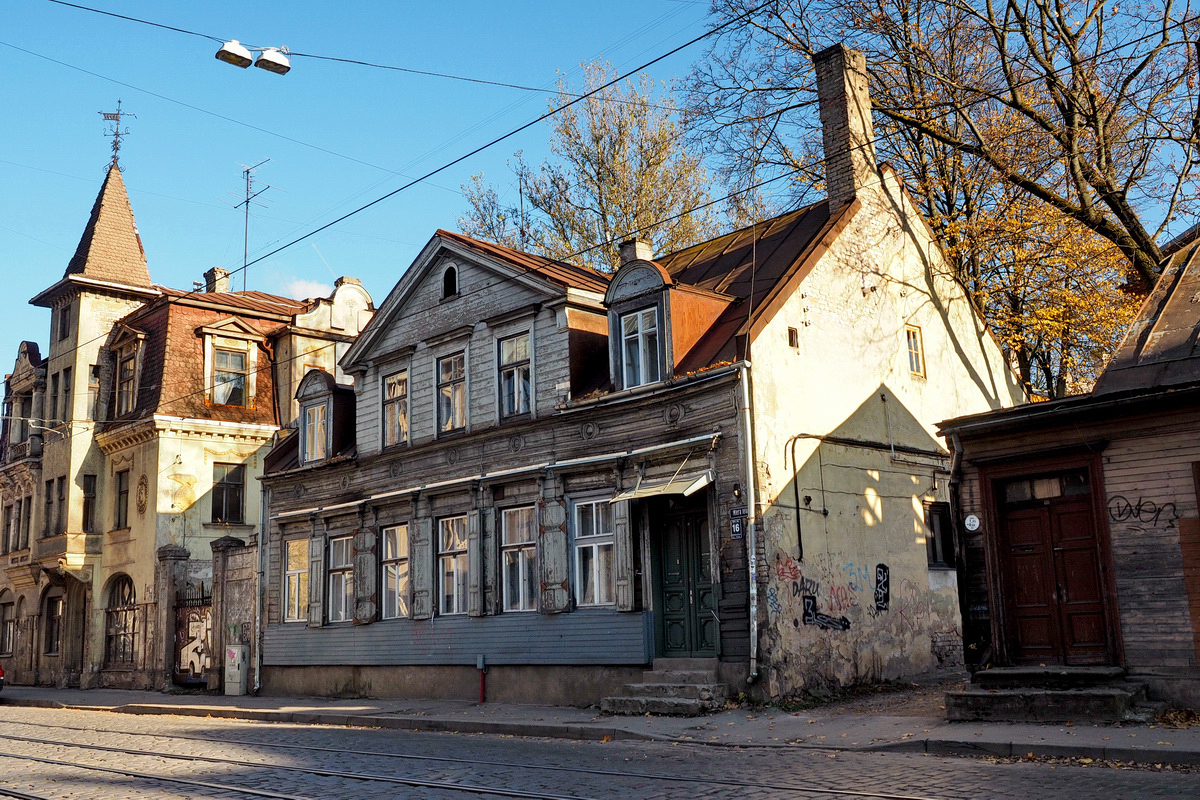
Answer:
[158,287,314,317]
[436,230,610,294]
[1092,241,1200,394]
[656,202,836,372]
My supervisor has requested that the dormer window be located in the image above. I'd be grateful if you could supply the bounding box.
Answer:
[213,349,248,406]
[116,344,138,416]
[621,308,660,388]
[302,402,328,464]
[442,266,458,299]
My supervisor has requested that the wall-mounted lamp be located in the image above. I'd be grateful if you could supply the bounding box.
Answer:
[215,41,291,75]
[732,483,742,500]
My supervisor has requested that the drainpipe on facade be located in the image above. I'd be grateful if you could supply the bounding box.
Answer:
[733,361,760,684]
[254,482,269,694]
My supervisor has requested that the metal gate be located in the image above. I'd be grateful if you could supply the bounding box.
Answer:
[174,584,212,686]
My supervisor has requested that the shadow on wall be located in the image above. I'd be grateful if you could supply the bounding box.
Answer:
[760,384,962,694]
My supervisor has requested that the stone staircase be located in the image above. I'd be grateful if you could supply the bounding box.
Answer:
[945,666,1167,723]
[601,658,728,717]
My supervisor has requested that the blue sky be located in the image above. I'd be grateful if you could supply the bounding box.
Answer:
[0,0,711,354]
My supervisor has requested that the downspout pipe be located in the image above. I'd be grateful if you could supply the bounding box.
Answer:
[253,481,269,694]
[733,361,759,685]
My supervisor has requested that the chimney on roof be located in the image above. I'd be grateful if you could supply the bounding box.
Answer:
[813,44,879,208]
[204,267,231,294]
[617,236,654,267]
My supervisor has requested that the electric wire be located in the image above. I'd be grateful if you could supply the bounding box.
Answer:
[7,5,1190,408]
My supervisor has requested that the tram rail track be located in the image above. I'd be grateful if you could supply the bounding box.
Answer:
[0,722,963,800]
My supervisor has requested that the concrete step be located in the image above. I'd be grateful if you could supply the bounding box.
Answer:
[971,666,1125,690]
[621,682,727,702]
[946,684,1144,723]
[640,670,718,685]
[651,657,718,671]
[600,696,707,717]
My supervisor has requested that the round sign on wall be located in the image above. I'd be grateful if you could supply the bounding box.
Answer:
[964,513,981,532]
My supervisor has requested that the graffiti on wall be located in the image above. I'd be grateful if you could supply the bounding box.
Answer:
[1107,495,1178,529]
[771,555,893,633]
[801,595,851,630]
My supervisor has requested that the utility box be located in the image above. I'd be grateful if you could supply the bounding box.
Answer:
[224,644,248,696]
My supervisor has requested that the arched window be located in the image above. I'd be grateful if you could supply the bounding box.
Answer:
[105,575,137,667]
[442,266,458,299]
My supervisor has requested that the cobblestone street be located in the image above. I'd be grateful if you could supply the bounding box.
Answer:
[0,706,1193,800]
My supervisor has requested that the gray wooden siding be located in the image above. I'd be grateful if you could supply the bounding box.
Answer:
[264,609,652,666]
[356,255,574,457]
[1103,425,1200,668]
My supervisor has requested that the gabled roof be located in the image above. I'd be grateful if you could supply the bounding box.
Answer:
[64,163,152,288]
[435,230,610,294]
[657,200,857,372]
[1092,240,1200,394]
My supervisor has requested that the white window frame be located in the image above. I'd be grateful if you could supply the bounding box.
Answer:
[437,352,466,434]
[621,308,660,388]
[326,535,354,623]
[301,401,329,464]
[283,539,309,622]
[498,332,531,418]
[212,347,249,407]
[438,515,468,615]
[382,370,409,448]
[906,325,925,377]
[381,524,410,619]
[571,498,616,607]
[116,344,138,416]
[501,506,538,612]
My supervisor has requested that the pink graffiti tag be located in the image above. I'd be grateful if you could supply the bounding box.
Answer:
[775,557,802,581]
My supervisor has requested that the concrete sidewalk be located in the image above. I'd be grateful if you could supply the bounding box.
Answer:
[2,684,1199,766]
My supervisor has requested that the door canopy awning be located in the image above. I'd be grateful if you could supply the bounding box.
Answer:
[611,469,714,503]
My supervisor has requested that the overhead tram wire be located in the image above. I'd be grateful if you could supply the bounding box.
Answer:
[20,6,1191,378]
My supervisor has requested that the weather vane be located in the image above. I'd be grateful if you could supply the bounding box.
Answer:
[99,99,135,170]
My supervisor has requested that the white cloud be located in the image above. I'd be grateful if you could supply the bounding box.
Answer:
[277,278,334,300]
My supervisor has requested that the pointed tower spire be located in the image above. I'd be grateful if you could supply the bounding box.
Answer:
[63,162,153,287]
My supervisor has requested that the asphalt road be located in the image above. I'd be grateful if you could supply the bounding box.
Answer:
[0,705,1193,800]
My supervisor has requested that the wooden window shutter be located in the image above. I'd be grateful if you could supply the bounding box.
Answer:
[467,510,483,617]
[539,499,570,613]
[482,508,499,615]
[307,529,324,628]
[410,517,433,620]
[613,500,635,611]
[353,528,377,625]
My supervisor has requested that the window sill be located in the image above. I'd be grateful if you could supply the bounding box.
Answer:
[927,563,955,571]
[436,428,468,440]
[204,522,253,531]
[500,412,532,424]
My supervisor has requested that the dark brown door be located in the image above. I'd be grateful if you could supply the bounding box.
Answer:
[653,509,717,657]
[1000,492,1111,665]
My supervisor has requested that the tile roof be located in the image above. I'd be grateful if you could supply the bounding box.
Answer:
[436,230,610,294]
[64,163,153,288]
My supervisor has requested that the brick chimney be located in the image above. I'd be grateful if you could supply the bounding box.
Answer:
[813,44,879,208]
[204,267,231,294]
[618,236,654,266]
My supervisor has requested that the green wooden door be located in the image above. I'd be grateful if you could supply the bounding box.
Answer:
[655,510,717,657]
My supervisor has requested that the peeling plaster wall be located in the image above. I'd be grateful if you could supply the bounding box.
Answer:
[749,172,1021,698]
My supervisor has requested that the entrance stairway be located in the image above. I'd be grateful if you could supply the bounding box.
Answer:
[601,658,727,716]
[945,666,1166,723]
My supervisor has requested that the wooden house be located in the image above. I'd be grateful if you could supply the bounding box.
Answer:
[257,45,1022,707]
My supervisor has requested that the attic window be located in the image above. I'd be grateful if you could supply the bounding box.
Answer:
[116,344,138,416]
[442,266,458,299]
[620,308,660,389]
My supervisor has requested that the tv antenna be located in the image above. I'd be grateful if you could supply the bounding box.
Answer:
[235,159,274,291]
[99,99,135,170]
